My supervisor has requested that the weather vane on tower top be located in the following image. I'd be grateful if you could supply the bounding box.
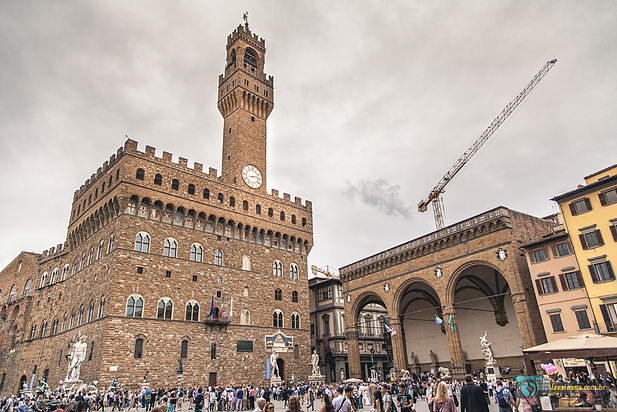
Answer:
[243,12,249,29]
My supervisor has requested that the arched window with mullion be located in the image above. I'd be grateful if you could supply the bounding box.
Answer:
[134,232,150,253]
[215,249,223,266]
[190,244,203,262]
[163,238,177,258]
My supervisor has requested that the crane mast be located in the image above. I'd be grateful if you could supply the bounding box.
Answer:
[418,58,557,229]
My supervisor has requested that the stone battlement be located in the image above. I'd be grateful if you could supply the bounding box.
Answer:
[40,241,69,260]
[74,139,311,211]
[227,24,265,51]
[73,145,125,201]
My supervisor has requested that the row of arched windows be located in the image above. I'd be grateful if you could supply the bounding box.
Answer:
[135,232,222,264]
[273,260,299,279]
[272,309,301,329]
[134,232,300,278]
[125,295,299,328]
[28,298,105,340]
[2,279,32,304]
[125,195,310,256]
[39,233,115,289]
[134,169,308,227]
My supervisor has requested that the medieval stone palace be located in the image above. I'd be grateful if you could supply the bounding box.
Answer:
[0,22,313,394]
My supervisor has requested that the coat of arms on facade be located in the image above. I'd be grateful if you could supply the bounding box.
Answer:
[434,267,443,278]
[497,248,508,261]
[265,331,293,352]
[384,283,390,292]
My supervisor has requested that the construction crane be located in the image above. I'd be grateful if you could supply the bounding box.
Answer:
[311,265,338,278]
[418,58,557,229]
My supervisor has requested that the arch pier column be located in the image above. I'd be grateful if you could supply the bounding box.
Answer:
[511,291,545,348]
[443,306,466,379]
[345,327,361,379]
[389,317,407,372]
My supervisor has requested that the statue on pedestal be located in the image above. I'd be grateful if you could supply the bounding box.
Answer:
[480,331,495,363]
[409,352,420,374]
[270,351,280,378]
[65,335,88,383]
[311,350,320,376]
[480,330,500,382]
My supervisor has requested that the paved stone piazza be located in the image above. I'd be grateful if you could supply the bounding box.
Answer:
[0,23,313,396]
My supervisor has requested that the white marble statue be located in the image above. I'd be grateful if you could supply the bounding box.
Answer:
[270,351,280,378]
[65,335,88,382]
[400,369,411,379]
[438,366,451,377]
[480,330,495,363]
[311,350,320,375]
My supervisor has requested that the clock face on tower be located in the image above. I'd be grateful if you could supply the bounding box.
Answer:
[241,165,263,189]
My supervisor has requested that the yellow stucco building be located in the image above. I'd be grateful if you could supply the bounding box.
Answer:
[552,164,617,336]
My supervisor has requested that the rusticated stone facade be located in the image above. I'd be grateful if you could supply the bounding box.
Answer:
[0,22,313,395]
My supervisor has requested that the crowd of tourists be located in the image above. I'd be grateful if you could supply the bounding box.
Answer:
[2,371,617,412]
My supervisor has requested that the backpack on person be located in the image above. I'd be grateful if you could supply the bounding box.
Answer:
[495,388,509,408]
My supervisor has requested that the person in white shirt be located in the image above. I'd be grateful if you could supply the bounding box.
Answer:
[332,388,353,412]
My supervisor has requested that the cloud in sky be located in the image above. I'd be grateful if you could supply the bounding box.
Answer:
[344,179,412,218]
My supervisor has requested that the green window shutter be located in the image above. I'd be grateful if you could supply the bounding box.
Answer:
[588,264,599,283]
[584,197,592,211]
[607,261,615,280]
[550,276,558,292]
[535,279,544,295]
[599,192,608,206]
[579,234,588,250]
[599,304,615,332]
[528,251,536,263]
[595,230,604,246]
[610,225,617,242]
[575,271,585,287]
[567,239,574,253]
[569,203,578,216]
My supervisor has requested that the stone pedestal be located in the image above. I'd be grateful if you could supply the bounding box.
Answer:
[485,361,501,383]
[370,367,378,383]
[270,376,282,386]
[308,374,325,385]
[60,379,83,393]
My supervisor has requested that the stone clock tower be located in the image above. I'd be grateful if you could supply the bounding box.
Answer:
[218,21,274,193]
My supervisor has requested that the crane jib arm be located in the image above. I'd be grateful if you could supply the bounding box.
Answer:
[418,58,557,215]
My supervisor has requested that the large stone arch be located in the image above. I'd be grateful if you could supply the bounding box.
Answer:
[447,261,524,374]
[345,291,388,379]
[348,291,387,327]
[393,278,446,373]
[445,259,517,307]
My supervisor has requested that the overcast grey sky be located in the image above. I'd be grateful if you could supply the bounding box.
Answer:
[1,1,616,273]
